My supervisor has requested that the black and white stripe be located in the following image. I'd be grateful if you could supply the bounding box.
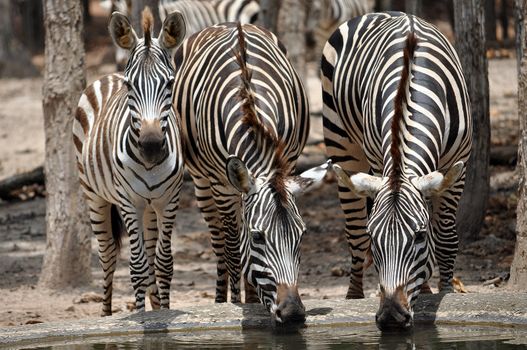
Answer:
[322,12,471,329]
[173,22,327,323]
[73,9,186,315]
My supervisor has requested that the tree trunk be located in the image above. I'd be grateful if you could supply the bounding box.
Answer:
[131,0,160,34]
[485,0,497,44]
[257,0,281,33]
[0,0,38,77]
[405,0,422,16]
[509,0,527,290]
[39,0,91,288]
[454,0,490,243]
[376,0,393,11]
[276,0,307,82]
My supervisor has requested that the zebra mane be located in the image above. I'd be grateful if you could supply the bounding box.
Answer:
[390,32,417,193]
[142,6,154,47]
[233,22,289,201]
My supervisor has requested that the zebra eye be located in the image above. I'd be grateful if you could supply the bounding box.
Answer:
[251,230,265,244]
[415,230,426,243]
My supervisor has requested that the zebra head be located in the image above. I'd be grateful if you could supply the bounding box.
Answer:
[333,161,464,330]
[227,156,329,325]
[109,8,186,165]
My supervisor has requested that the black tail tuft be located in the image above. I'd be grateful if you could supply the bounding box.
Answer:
[110,204,124,251]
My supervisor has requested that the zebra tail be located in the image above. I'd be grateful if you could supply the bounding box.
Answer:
[110,204,124,251]
[389,32,418,192]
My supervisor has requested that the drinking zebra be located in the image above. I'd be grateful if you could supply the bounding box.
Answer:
[173,22,328,324]
[322,12,472,330]
[73,8,186,315]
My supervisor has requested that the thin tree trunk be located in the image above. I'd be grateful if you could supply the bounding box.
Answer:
[485,0,497,44]
[39,0,91,288]
[405,0,422,16]
[277,0,307,82]
[509,0,527,290]
[454,0,490,243]
[257,0,281,33]
[0,0,38,77]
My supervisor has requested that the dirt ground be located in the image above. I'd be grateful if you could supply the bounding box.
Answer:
[0,10,520,327]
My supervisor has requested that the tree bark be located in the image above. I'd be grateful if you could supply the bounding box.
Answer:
[257,0,281,33]
[509,0,527,290]
[39,0,91,288]
[405,0,422,16]
[131,0,160,34]
[0,0,38,77]
[276,0,308,82]
[454,0,490,243]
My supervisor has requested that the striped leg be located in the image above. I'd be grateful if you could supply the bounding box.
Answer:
[244,279,259,303]
[432,174,465,292]
[120,203,150,311]
[155,194,181,309]
[324,121,370,298]
[192,175,228,303]
[211,184,242,304]
[143,207,160,310]
[85,193,119,316]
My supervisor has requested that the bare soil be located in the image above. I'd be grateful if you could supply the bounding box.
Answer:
[0,8,520,327]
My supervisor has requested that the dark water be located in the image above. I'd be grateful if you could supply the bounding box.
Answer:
[17,325,527,350]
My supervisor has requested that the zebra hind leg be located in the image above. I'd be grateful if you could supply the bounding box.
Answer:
[192,175,229,303]
[86,195,120,316]
[432,177,465,293]
[143,207,160,310]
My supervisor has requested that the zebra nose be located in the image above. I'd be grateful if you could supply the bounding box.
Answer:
[138,126,166,163]
[375,288,413,331]
[274,284,306,325]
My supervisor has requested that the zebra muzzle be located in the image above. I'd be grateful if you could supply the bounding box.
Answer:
[375,286,413,331]
[138,122,167,164]
[273,284,306,325]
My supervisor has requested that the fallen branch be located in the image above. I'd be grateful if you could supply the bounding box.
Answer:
[0,166,44,200]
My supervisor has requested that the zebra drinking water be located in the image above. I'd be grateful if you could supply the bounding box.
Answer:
[173,22,328,325]
[321,12,472,330]
[73,8,186,315]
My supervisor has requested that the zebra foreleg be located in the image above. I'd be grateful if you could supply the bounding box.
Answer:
[121,204,150,312]
[143,207,160,310]
[192,175,229,303]
[432,177,465,293]
[154,197,180,309]
[212,185,242,304]
[86,195,119,316]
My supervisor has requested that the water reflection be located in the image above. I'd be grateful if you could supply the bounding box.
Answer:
[20,324,527,350]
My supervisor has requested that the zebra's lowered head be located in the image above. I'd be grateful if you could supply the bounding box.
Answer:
[227,156,330,325]
[109,7,186,165]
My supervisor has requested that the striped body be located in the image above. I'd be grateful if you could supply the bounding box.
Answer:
[160,0,259,32]
[322,12,471,329]
[173,23,319,323]
[73,9,185,315]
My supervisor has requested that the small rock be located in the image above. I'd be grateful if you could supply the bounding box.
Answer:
[75,292,104,304]
[187,281,195,287]
[126,301,136,311]
[65,306,75,312]
[112,306,122,313]
[25,319,43,325]
[331,267,345,277]
[200,291,214,299]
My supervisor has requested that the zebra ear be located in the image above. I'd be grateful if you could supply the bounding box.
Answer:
[109,12,138,50]
[286,160,331,195]
[226,156,255,194]
[159,11,186,50]
[412,161,464,197]
[333,164,383,198]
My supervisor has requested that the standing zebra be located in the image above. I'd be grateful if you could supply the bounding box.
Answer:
[73,8,186,315]
[173,23,328,324]
[322,12,471,330]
